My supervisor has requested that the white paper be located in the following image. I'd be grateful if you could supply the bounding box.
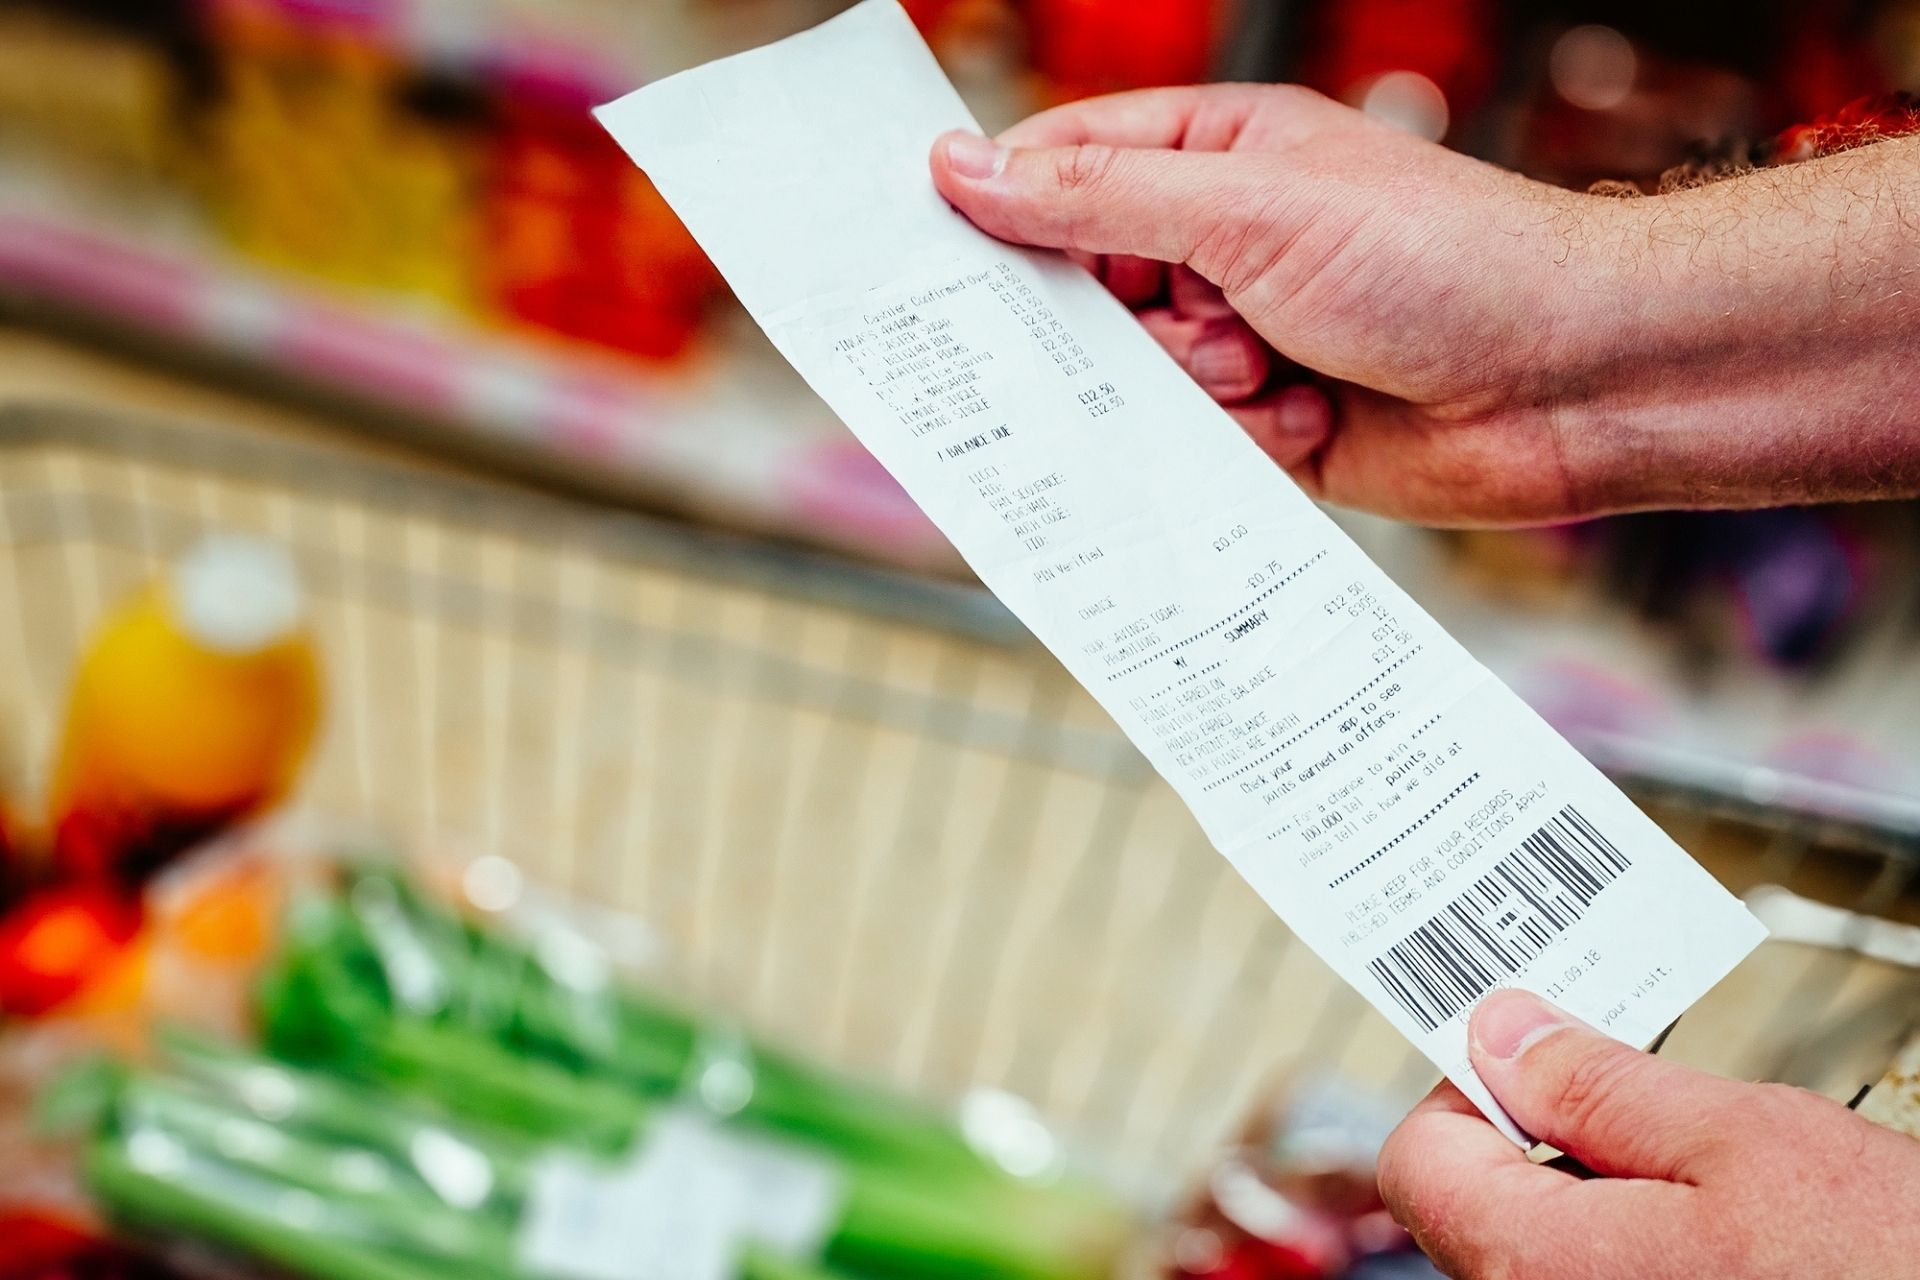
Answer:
[595,0,1766,1141]
[517,1111,841,1280]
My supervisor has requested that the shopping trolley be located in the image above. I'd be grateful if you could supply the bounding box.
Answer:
[0,404,1912,1198]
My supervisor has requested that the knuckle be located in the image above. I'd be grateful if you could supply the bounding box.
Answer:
[1053,143,1120,195]
[1375,1147,1527,1280]
[1425,1221,1526,1280]
[1264,82,1333,113]
[1192,184,1294,295]
[1374,1122,1427,1210]
[1378,1156,1472,1248]
[1552,1043,1639,1135]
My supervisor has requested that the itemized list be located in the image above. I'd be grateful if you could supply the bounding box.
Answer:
[597,0,1765,1140]
[824,261,1475,884]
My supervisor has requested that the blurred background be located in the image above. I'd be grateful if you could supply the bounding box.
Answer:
[1,3,1919,1280]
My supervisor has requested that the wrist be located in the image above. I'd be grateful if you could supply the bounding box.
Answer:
[1535,147,1920,514]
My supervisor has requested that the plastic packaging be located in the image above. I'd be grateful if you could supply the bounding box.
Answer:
[0,1209,189,1280]
[0,796,19,908]
[40,851,1130,1280]
[0,888,142,1019]
[1157,1079,1438,1280]
[251,859,1129,1280]
[49,537,320,889]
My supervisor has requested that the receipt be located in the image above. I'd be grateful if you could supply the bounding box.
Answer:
[596,0,1765,1140]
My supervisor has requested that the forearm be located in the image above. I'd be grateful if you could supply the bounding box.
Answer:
[1558,136,1920,512]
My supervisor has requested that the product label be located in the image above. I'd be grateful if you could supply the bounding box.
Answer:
[517,1111,842,1280]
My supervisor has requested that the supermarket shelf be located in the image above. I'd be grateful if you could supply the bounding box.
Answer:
[0,206,959,573]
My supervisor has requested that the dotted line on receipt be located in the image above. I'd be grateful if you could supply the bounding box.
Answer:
[1104,549,1329,681]
[1327,771,1482,889]
[1175,660,1225,687]
[1200,646,1424,793]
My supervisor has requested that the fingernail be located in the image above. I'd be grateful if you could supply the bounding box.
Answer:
[1190,334,1256,392]
[940,131,1006,181]
[1273,384,1330,439]
[1472,989,1576,1061]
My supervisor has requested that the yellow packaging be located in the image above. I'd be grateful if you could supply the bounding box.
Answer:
[50,538,320,884]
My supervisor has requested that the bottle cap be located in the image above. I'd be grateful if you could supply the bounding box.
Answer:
[170,536,307,654]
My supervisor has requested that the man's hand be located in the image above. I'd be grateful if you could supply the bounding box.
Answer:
[1376,989,1920,1279]
[930,85,1920,524]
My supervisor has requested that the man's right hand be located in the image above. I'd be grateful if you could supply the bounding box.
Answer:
[930,85,1920,525]
[1377,989,1920,1279]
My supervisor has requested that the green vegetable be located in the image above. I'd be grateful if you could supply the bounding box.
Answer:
[79,1051,854,1280]
[244,864,1130,1280]
[268,865,991,1172]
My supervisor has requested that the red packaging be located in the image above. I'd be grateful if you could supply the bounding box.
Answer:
[0,1212,190,1280]
[1298,0,1498,134]
[480,97,719,360]
[1027,0,1230,100]
[0,886,142,1019]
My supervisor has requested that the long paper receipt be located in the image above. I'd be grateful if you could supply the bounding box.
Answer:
[597,0,1765,1139]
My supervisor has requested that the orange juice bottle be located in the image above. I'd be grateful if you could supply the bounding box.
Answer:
[50,537,320,887]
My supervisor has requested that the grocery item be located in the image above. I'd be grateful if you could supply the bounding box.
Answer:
[254,861,1128,1280]
[0,3,186,186]
[200,0,484,309]
[479,87,718,359]
[0,1210,189,1280]
[0,886,141,1019]
[41,855,1130,1280]
[1025,0,1231,101]
[62,1039,854,1280]
[50,538,320,889]
[0,796,20,909]
[0,0,727,365]
[1157,1080,1437,1280]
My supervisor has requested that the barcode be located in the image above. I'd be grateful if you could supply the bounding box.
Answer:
[1368,806,1630,1033]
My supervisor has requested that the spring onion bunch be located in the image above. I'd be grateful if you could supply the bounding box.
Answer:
[60,1039,850,1280]
[240,862,1130,1280]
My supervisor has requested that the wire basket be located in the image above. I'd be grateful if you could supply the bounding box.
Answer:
[0,405,1913,1197]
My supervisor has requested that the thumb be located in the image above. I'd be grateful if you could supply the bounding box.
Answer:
[930,131,1283,277]
[1468,989,1740,1181]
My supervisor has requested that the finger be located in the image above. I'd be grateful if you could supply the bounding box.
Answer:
[1096,254,1166,307]
[1467,989,1744,1181]
[1237,383,1334,470]
[1377,1083,1572,1275]
[930,131,1290,272]
[1168,265,1236,320]
[1135,308,1271,402]
[995,84,1272,151]
[1381,1081,1543,1189]
[1380,1083,1702,1280]
[1426,1179,1705,1280]
[1066,249,1165,305]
